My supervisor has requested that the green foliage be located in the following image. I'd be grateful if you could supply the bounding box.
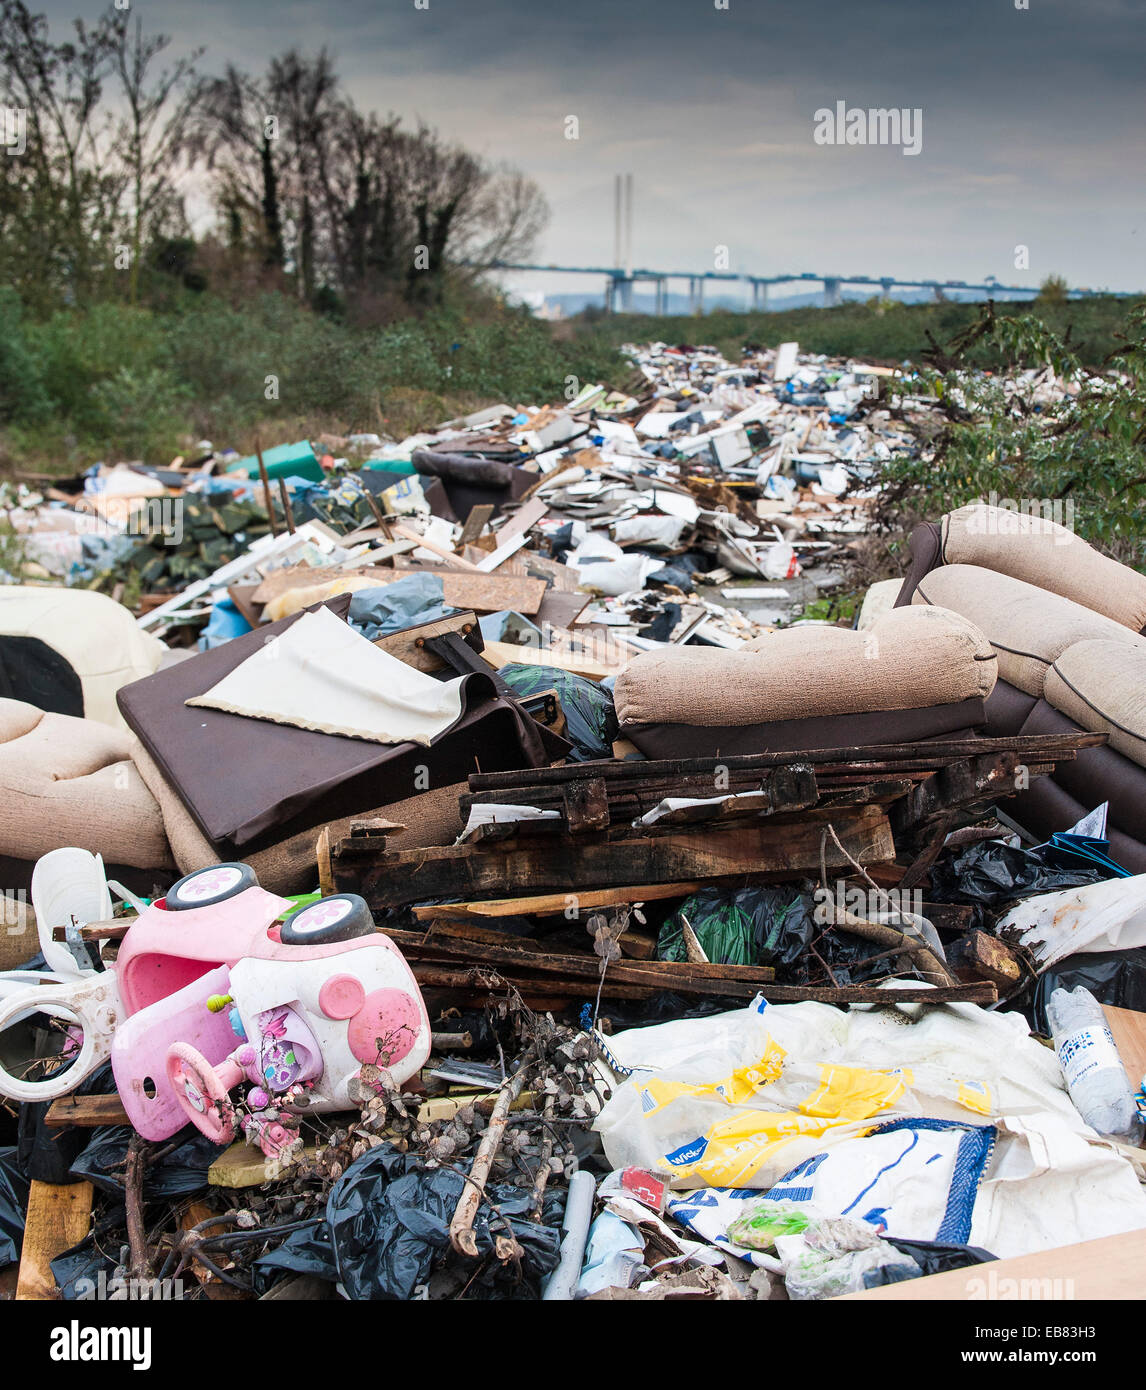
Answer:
[0,289,628,469]
[0,517,28,578]
[1037,274,1069,307]
[575,296,1138,370]
[0,288,51,423]
[875,304,1146,571]
[794,594,859,624]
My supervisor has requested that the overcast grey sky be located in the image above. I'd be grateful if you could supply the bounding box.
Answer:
[36,0,1146,298]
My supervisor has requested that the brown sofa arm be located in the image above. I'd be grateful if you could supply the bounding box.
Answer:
[893,520,944,607]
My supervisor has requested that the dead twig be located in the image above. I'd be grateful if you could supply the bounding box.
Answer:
[820,825,956,986]
[529,1094,558,1222]
[124,1134,151,1280]
[449,1051,535,1258]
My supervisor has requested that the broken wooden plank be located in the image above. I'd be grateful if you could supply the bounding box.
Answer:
[458,504,495,545]
[898,812,957,891]
[373,610,482,673]
[562,776,610,833]
[332,804,895,909]
[316,824,335,896]
[50,915,135,943]
[918,901,974,934]
[389,522,485,572]
[16,1181,94,1301]
[518,550,581,592]
[840,1228,1146,1301]
[461,763,820,827]
[629,767,820,828]
[1104,1005,1146,1091]
[490,497,549,548]
[947,929,1025,992]
[403,924,777,995]
[410,961,657,1002]
[619,930,658,960]
[892,751,1059,840]
[466,734,1105,793]
[44,1093,130,1129]
[385,568,548,615]
[535,588,591,629]
[406,960,995,1007]
[208,1141,318,1189]
[422,920,556,952]
[411,881,706,921]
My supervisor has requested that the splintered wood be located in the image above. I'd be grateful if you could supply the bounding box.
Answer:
[323,734,1103,1008]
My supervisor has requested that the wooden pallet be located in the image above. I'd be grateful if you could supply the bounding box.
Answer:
[459,734,1104,844]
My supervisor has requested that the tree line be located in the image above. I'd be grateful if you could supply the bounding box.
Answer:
[0,1,547,319]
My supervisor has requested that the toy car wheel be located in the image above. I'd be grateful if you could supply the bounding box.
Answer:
[165,863,258,911]
[279,894,375,946]
[167,1042,236,1145]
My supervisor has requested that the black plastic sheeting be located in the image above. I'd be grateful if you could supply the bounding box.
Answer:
[69,1126,227,1201]
[499,663,618,763]
[929,841,1109,923]
[1030,948,1146,1037]
[50,1236,121,1300]
[0,1147,30,1269]
[594,992,745,1031]
[252,1220,339,1294]
[40,1127,227,1298]
[657,885,894,986]
[646,552,708,592]
[869,1238,997,1289]
[324,1144,564,1300]
[18,1061,116,1186]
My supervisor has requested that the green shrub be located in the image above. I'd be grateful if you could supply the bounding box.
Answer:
[875,305,1146,571]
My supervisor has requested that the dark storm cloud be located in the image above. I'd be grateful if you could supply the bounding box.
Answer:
[27,0,1146,293]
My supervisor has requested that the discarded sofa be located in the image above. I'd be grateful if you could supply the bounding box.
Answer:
[613,603,997,759]
[0,586,163,728]
[897,503,1146,870]
[4,593,569,894]
[0,695,468,898]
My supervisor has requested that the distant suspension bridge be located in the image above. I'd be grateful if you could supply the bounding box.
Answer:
[484,260,1136,314]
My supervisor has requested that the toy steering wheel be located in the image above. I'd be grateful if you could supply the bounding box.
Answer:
[166,1042,236,1145]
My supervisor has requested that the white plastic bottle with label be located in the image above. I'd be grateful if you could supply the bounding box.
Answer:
[1046,986,1141,1139]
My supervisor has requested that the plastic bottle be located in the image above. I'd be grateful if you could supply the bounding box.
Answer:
[1046,986,1141,1139]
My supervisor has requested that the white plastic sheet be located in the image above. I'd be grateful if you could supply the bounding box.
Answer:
[187,606,465,746]
[592,992,1146,1260]
[996,874,1146,967]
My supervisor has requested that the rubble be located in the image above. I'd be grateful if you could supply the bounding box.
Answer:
[1,338,1146,1307]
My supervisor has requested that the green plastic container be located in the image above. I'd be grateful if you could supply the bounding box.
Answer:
[230,440,323,484]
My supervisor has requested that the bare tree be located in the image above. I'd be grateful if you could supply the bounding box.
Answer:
[459,164,549,269]
[188,64,286,269]
[265,48,338,300]
[0,0,122,303]
[108,11,202,302]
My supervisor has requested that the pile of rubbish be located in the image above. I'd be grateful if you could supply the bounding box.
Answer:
[1,339,1146,1304]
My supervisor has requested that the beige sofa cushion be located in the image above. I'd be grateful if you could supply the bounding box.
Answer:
[613,604,996,729]
[913,564,1139,697]
[941,504,1146,633]
[0,699,173,868]
[1045,640,1146,769]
